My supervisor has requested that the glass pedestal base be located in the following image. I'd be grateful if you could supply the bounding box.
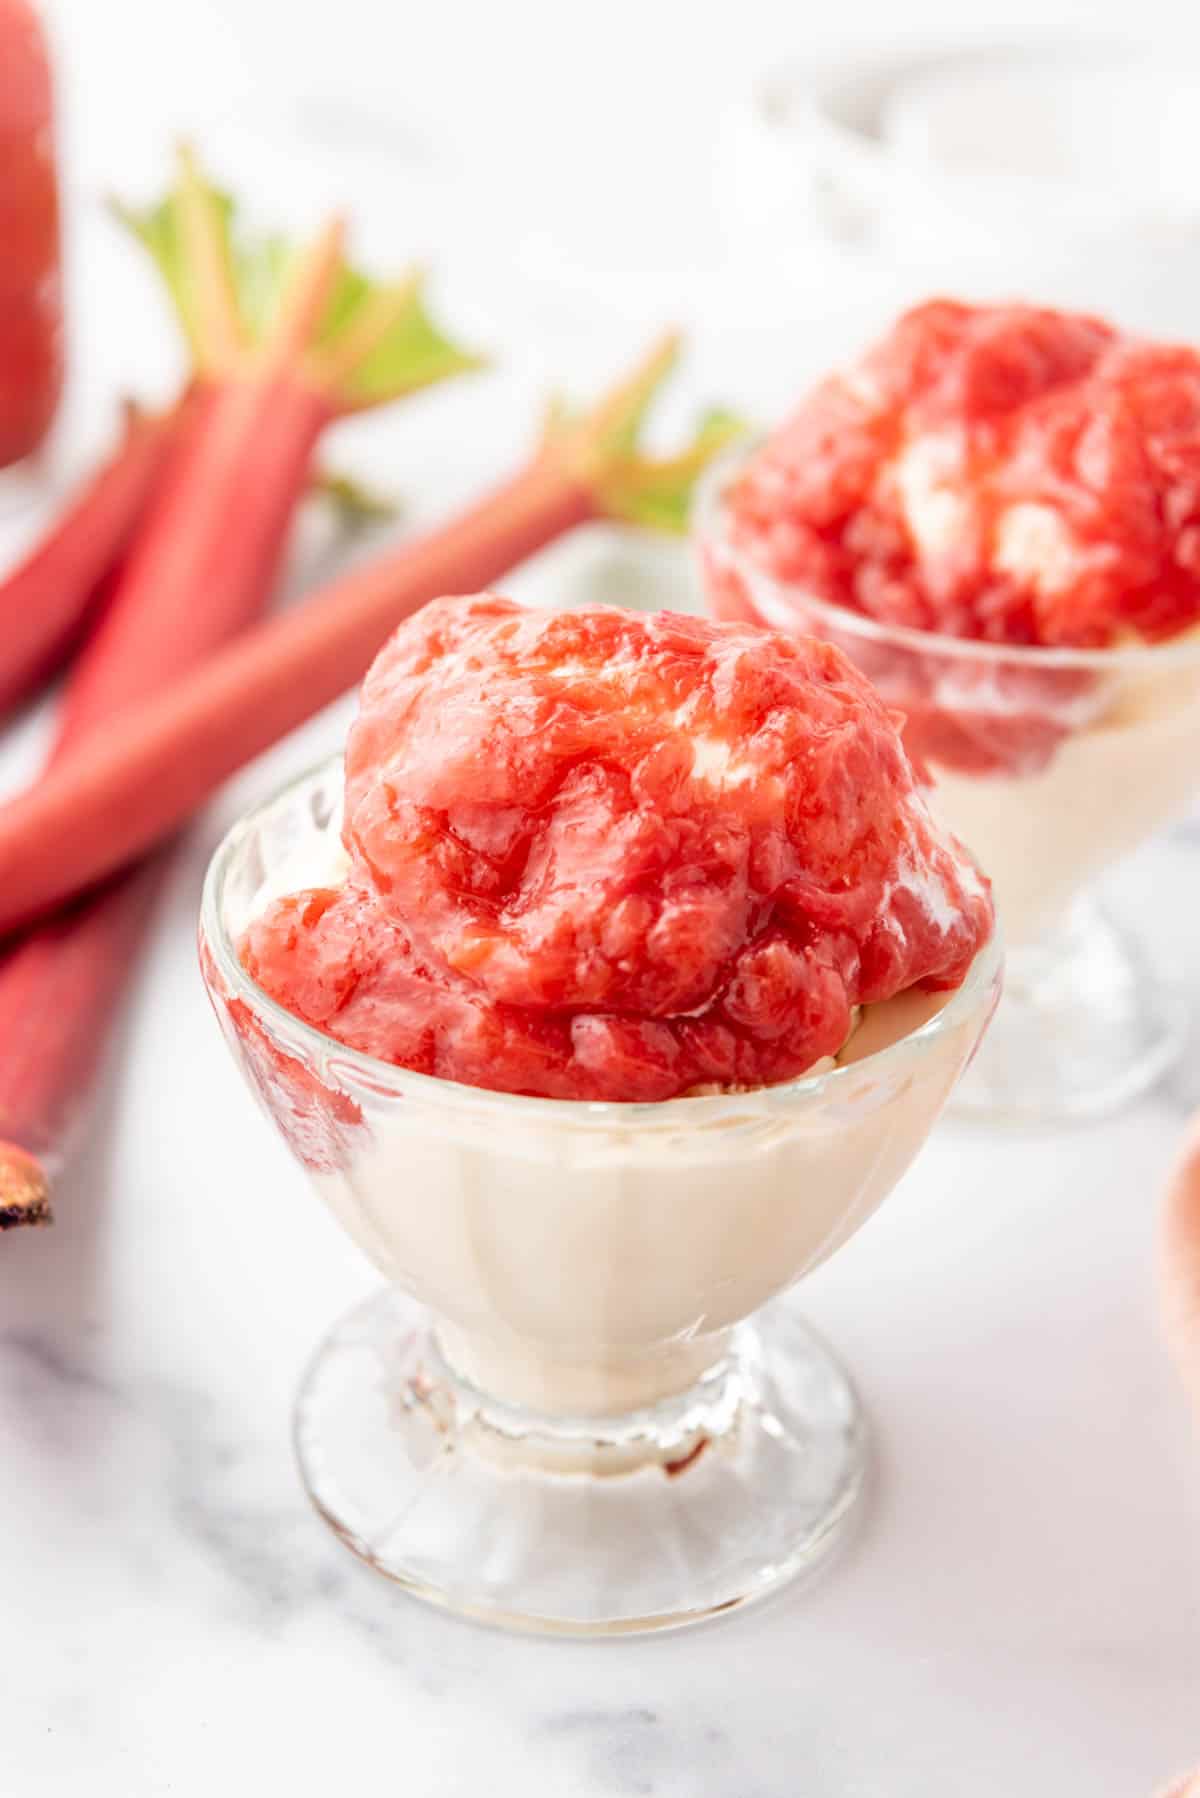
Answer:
[953,899,1185,1124]
[294,1288,868,1636]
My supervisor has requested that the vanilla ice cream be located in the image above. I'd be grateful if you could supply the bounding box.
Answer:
[211,760,999,1422]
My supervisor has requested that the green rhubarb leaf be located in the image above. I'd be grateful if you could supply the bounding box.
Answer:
[234,232,296,341]
[110,186,240,365]
[112,150,483,408]
[111,177,302,364]
[541,334,745,533]
[317,267,487,407]
[596,407,746,535]
[562,331,684,472]
[312,467,399,527]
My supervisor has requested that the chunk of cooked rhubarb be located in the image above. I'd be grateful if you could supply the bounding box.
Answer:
[728,299,1200,650]
[244,596,993,1102]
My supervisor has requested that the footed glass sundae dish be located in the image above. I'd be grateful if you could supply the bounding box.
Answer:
[200,595,999,1633]
[699,300,1200,1119]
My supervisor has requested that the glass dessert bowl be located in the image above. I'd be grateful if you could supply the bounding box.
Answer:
[201,756,999,1635]
[697,301,1200,1122]
[198,594,999,1634]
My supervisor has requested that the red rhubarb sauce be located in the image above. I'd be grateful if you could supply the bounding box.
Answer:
[0,0,62,468]
[713,301,1200,774]
[242,596,992,1103]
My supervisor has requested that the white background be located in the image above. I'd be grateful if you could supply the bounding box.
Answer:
[47,0,1200,171]
[46,0,1200,282]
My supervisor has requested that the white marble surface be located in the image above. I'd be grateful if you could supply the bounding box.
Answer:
[3,26,1200,1793]
[3,810,1199,1798]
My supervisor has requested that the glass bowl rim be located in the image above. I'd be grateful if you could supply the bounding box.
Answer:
[199,754,1003,1128]
[696,437,1200,674]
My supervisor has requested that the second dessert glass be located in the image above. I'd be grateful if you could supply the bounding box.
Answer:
[698,447,1200,1123]
[200,757,1001,1636]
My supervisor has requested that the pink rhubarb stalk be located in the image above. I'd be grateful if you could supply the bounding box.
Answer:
[0,148,481,1226]
[0,339,739,945]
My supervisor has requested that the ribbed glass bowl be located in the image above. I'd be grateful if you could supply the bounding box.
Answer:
[695,442,1200,1122]
[200,755,1001,1634]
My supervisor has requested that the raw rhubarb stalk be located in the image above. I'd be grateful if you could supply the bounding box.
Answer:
[0,399,395,728]
[53,375,332,741]
[52,194,345,738]
[0,403,174,715]
[0,340,740,937]
[0,869,161,1226]
[49,147,480,743]
[0,148,481,1227]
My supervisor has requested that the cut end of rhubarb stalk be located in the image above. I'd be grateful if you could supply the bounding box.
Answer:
[545,332,745,535]
[111,146,484,411]
[0,1142,52,1230]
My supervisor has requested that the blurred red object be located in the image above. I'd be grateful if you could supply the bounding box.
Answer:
[1158,1135,1200,1798]
[0,0,62,468]
[1162,1117,1200,1417]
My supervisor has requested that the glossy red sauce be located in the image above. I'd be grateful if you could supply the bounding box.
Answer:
[242,596,992,1102]
[728,300,1200,649]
